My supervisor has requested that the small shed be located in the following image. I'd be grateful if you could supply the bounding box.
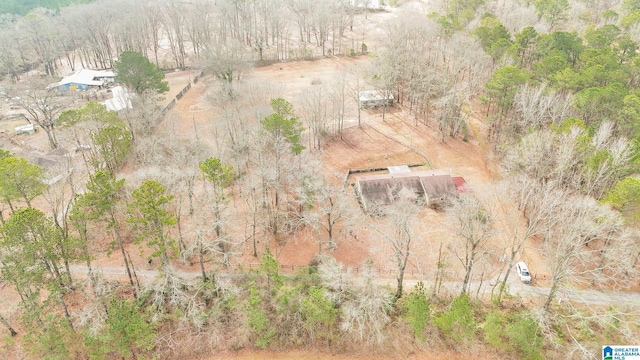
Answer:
[357,90,393,109]
[15,123,36,135]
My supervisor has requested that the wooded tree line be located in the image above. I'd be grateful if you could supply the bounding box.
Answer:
[474,0,640,305]
[361,0,640,355]
[0,0,373,81]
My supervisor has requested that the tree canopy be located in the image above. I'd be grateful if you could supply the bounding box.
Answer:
[0,155,45,209]
[114,51,169,94]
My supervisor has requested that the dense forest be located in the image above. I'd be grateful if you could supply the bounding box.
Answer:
[0,0,639,359]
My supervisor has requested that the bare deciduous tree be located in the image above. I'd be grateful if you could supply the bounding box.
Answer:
[447,193,495,296]
[541,195,630,312]
[319,257,392,345]
[328,71,349,139]
[494,177,563,303]
[203,39,250,99]
[372,197,420,299]
[299,83,328,151]
[511,84,573,136]
[505,121,634,200]
[291,171,359,254]
[12,79,72,149]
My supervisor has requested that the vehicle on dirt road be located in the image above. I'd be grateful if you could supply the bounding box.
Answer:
[516,261,532,284]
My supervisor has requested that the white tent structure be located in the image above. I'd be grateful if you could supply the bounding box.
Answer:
[103,86,132,111]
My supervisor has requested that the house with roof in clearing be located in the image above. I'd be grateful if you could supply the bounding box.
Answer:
[356,167,467,211]
[48,68,115,91]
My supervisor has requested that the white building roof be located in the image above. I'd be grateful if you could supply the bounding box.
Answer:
[49,68,115,88]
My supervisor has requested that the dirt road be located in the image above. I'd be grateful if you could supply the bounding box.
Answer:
[69,264,640,307]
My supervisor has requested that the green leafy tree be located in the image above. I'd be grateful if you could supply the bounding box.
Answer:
[114,50,169,94]
[619,93,640,138]
[0,151,20,212]
[533,51,569,84]
[603,9,619,23]
[577,48,628,88]
[72,171,137,297]
[483,311,544,360]
[435,14,462,37]
[511,26,538,67]
[68,195,94,285]
[57,102,129,173]
[199,157,235,238]
[300,287,337,342]
[0,208,78,327]
[473,14,512,63]
[484,66,531,115]
[261,98,305,155]
[433,294,476,342]
[259,248,282,290]
[584,24,621,49]
[260,98,305,238]
[534,32,584,66]
[196,157,235,282]
[573,83,627,125]
[534,0,569,28]
[602,177,640,224]
[439,0,486,32]
[86,299,156,359]
[483,66,530,141]
[58,102,119,127]
[90,123,133,174]
[504,314,543,360]
[623,0,640,14]
[127,180,177,270]
[246,286,275,348]
[23,314,81,360]
[1,208,75,286]
[615,34,638,63]
[622,10,640,29]
[401,281,430,341]
[0,155,45,209]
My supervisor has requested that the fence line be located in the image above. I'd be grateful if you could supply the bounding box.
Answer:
[342,162,427,190]
[175,82,191,100]
[193,71,203,84]
[161,71,202,113]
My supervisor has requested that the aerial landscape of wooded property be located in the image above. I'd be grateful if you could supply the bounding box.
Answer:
[0,0,640,359]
